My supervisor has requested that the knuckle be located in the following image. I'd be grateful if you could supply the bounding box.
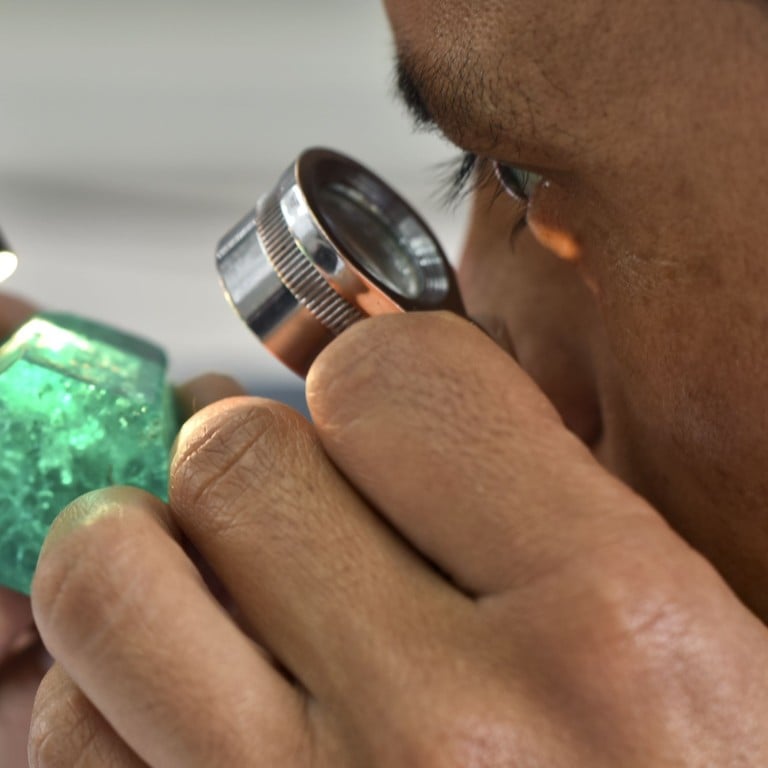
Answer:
[28,668,98,768]
[548,533,712,688]
[170,397,316,534]
[393,701,520,768]
[593,549,700,654]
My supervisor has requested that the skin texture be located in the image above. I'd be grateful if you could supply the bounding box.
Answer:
[386,0,768,619]
[23,322,768,765]
[3,0,768,764]
[0,296,245,764]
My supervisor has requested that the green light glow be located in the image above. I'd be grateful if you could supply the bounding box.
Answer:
[0,313,178,594]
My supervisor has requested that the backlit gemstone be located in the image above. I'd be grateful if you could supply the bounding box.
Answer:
[0,313,178,594]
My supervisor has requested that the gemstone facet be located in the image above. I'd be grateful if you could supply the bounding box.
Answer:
[0,313,178,594]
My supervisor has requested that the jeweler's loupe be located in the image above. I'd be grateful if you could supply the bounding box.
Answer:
[216,148,465,377]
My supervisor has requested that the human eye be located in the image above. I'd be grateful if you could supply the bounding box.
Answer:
[493,162,542,203]
[438,151,541,208]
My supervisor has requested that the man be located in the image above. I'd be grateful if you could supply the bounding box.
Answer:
[4,0,768,763]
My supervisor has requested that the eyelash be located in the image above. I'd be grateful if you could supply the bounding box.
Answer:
[440,151,540,207]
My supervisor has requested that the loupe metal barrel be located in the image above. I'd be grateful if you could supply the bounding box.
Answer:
[216,148,464,377]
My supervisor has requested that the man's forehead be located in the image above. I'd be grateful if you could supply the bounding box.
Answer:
[387,1,583,161]
[388,2,677,171]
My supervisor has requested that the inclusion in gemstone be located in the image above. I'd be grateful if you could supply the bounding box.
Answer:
[0,313,178,594]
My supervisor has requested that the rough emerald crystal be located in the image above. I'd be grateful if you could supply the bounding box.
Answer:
[0,313,178,595]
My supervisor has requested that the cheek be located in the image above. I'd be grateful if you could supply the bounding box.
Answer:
[458,188,605,444]
[596,256,768,480]
[460,178,768,504]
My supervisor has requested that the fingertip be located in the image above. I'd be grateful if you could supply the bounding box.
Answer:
[33,488,174,626]
[176,373,247,417]
[306,311,481,427]
[39,487,165,558]
[31,487,178,658]
[305,314,404,424]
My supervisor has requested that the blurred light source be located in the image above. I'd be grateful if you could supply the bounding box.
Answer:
[0,230,17,284]
[0,250,18,284]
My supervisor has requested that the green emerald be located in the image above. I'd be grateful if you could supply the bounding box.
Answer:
[0,313,178,595]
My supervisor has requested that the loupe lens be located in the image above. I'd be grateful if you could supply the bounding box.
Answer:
[216,148,465,377]
[317,183,426,299]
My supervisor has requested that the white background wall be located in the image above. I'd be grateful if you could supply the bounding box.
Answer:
[0,0,469,396]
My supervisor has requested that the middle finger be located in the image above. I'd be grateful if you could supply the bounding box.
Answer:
[170,397,472,713]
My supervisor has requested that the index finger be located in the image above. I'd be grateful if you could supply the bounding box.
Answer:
[306,312,669,597]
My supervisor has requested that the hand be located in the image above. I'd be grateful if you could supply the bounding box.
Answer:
[28,313,768,766]
[0,291,245,766]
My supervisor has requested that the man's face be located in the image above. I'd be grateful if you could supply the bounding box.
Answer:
[384,0,768,617]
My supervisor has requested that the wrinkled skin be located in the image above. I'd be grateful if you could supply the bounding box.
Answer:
[3,1,768,765]
[0,298,244,765]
